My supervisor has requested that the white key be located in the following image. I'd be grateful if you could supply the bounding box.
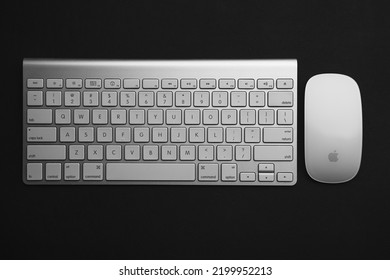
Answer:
[277,172,293,182]
[46,91,62,106]
[258,163,274,172]
[143,145,159,160]
[129,110,145,124]
[175,91,191,107]
[208,127,223,143]
[27,79,43,88]
[148,109,164,125]
[55,109,71,124]
[189,127,205,143]
[27,163,42,180]
[161,79,178,89]
[142,79,159,89]
[226,127,242,143]
[254,145,293,161]
[221,110,237,125]
[133,127,149,142]
[120,91,136,106]
[185,110,200,125]
[115,127,131,142]
[27,145,66,160]
[249,91,265,107]
[259,109,275,125]
[235,145,251,161]
[198,145,214,161]
[88,145,103,160]
[69,145,84,160]
[203,110,219,125]
[106,145,122,160]
[244,127,261,143]
[200,79,216,89]
[212,91,228,107]
[66,79,82,89]
[240,109,256,125]
[180,146,196,160]
[152,127,168,142]
[157,91,173,107]
[46,163,61,180]
[27,127,56,142]
[123,79,140,89]
[74,109,89,124]
[181,79,197,89]
[64,91,80,106]
[92,109,108,124]
[97,127,112,142]
[257,79,274,89]
[83,91,99,106]
[104,79,120,89]
[111,110,126,124]
[259,173,275,182]
[238,79,255,89]
[102,91,118,106]
[79,127,94,142]
[27,91,43,106]
[106,163,195,181]
[194,91,210,107]
[219,79,235,89]
[171,127,186,143]
[166,110,182,125]
[85,79,102,89]
[231,91,247,107]
[198,163,218,181]
[138,91,154,107]
[161,146,177,160]
[276,79,294,89]
[60,127,76,142]
[268,91,293,107]
[83,163,103,181]
[217,145,233,161]
[221,164,237,181]
[64,163,80,181]
[263,128,293,143]
[125,145,140,160]
[27,109,52,124]
[240,172,255,182]
[277,109,293,125]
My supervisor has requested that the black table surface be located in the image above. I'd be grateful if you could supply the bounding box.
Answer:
[2,0,390,259]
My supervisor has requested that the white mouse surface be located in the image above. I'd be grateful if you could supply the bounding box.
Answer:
[305,74,362,183]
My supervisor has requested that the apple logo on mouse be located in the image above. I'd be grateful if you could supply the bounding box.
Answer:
[328,150,339,162]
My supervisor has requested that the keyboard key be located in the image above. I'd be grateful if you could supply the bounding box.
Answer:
[203,110,219,125]
[221,109,237,125]
[74,109,90,124]
[106,163,196,181]
[276,78,294,89]
[69,145,85,160]
[83,163,103,181]
[46,163,61,180]
[46,91,62,106]
[161,79,178,89]
[198,145,214,161]
[92,109,108,124]
[55,109,71,124]
[217,145,233,161]
[257,79,274,89]
[259,109,274,125]
[138,91,154,107]
[157,91,173,107]
[231,91,247,107]
[258,163,274,172]
[64,91,80,106]
[171,127,186,142]
[268,91,293,107]
[181,79,197,89]
[194,91,210,107]
[221,163,237,181]
[102,91,118,106]
[27,127,56,142]
[106,145,121,160]
[277,109,293,125]
[60,127,76,142]
[111,110,127,124]
[219,79,235,89]
[249,91,265,107]
[27,145,66,160]
[104,79,120,89]
[27,109,52,124]
[27,163,42,180]
[198,163,218,181]
[47,79,63,89]
[240,109,256,125]
[254,145,293,161]
[200,79,216,89]
[184,110,200,124]
[212,91,228,107]
[180,145,196,160]
[27,91,43,106]
[238,79,255,89]
[66,79,82,89]
[88,145,103,160]
[263,128,293,143]
[166,110,182,125]
[129,110,145,124]
[161,146,177,160]
[27,79,43,88]
[259,173,275,182]
[120,91,136,107]
[83,91,99,106]
[143,145,159,160]
[123,79,140,89]
[244,127,260,143]
[133,127,149,142]
[240,172,255,182]
[142,78,159,89]
[125,145,141,160]
[64,163,80,180]
[175,91,191,107]
[85,79,102,89]
[277,172,293,182]
[235,145,251,161]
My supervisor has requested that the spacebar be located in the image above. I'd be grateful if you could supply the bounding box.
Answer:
[106,163,196,181]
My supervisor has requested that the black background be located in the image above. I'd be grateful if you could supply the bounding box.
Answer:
[2,0,390,259]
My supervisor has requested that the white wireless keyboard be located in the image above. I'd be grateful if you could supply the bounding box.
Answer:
[23,59,297,185]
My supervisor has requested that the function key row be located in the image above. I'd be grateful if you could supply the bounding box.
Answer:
[27,78,294,90]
